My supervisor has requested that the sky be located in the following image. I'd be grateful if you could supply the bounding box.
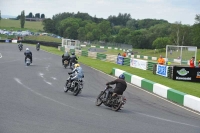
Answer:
[0,0,199,25]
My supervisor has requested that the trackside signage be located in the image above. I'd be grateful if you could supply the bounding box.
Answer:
[156,65,169,77]
[116,56,124,65]
[173,66,200,82]
[130,58,147,70]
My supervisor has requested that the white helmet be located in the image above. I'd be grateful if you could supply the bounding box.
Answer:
[26,48,29,51]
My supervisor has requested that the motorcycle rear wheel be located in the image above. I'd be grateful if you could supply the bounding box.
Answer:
[111,97,123,111]
[96,91,105,106]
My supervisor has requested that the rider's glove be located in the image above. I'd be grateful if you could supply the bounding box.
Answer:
[68,72,72,75]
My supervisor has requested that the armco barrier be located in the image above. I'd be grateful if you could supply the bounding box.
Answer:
[147,61,157,71]
[111,68,200,113]
[60,47,65,52]
[123,58,130,66]
[96,53,106,60]
[70,49,75,53]
[81,51,88,57]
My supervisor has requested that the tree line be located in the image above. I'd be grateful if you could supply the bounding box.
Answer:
[17,12,45,20]
[42,12,200,49]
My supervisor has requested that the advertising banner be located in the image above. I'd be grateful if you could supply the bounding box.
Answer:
[156,65,169,77]
[173,66,200,82]
[116,56,124,65]
[130,58,147,70]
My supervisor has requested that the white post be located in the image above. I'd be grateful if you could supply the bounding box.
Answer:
[180,47,182,65]
[166,45,168,64]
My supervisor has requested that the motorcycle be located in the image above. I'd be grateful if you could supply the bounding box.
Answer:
[63,60,69,69]
[64,74,83,96]
[36,47,40,51]
[19,46,23,51]
[96,85,126,111]
[26,59,31,66]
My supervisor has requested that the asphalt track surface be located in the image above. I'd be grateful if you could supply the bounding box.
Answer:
[0,43,200,133]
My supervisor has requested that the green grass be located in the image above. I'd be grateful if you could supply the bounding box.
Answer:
[0,19,43,32]
[32,44,200,98]
[24,36,62,43]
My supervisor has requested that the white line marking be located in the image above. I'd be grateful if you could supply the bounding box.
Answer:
[51,77,57,80]
[14,78,101,116]
[45,65,50,71]
[41,49,200,115]
[136,112,200,128]
[39,72,52,86]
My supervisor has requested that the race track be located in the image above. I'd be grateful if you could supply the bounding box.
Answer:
[0,43,199,133]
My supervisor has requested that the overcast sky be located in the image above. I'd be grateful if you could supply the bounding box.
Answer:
[0,0,199,25]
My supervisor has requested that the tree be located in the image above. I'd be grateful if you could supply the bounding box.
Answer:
[59,18,81,39]
[77,27,86,41]
[28,12,33,18]
[192,15,200,47]
[195,14,200,24]
[41,14,45,18]
[0,10,1,20]
[42,18,56,33]
[152,37,171,49]
[35,13,40,18]
[20,10,25,28]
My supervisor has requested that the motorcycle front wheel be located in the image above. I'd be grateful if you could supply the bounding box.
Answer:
[64,81,69,92]
[73,85,80,96]
[95,91,105,106]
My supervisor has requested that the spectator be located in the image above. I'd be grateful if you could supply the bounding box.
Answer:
[189,57,195,68]
[170,50,172,55]
[122,52,126,57]
[197,60,200,68]
[157,55,165,65]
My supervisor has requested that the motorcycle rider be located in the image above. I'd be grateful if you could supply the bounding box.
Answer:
[18,42,23,50]
[104,74,127,101]
[36,42,40,50]
[69,52,78,68]
[62,51,70,65]
[24,48,32,63]
[67,64,84,87]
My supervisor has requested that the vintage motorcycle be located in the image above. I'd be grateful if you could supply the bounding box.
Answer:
[63,60,69,69]
[64,74,83,96]
[96,85,126,111]
[18,45,23,51]
[25,58,31,66]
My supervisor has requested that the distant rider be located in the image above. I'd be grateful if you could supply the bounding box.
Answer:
[36,42,40,49]
[69,52,78,68]
[18,42,23,49]
[24,48,32,63]
[62,51,70,65]
[104,74,127,101]
[67,64,84,87]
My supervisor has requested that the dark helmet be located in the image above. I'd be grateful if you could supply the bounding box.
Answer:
[119,74,125,80]
[71,52,75,55]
